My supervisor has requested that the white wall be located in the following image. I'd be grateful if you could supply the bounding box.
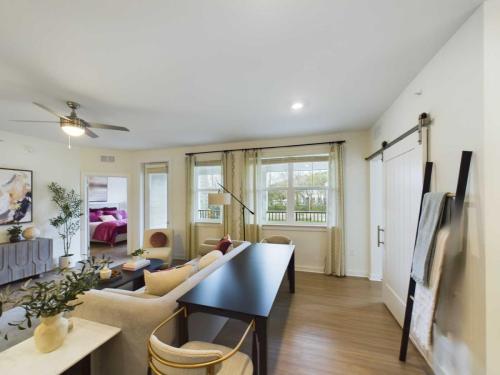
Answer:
[483,2,500,374]
[370,7,485,375]
[129,130,371,276]
[0,130,135,262]
[0,130,81,258]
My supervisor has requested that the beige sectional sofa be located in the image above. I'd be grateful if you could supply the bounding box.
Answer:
[71,240,251,375]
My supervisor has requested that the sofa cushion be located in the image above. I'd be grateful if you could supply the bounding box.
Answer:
[144,265,193,296]
[199,250,223,270]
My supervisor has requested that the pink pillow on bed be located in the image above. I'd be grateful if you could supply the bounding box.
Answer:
[89,210,102,222]
[117,209,128,219]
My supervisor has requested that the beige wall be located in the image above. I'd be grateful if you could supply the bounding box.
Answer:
[0,131,134,260]
[371,7,485,374]
[129,130,371,276]
[0,130,81,256]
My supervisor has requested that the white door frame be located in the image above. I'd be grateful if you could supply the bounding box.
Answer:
[80,172,132,257]
[369,155,384,281]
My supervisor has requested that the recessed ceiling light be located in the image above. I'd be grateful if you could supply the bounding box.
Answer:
[291,102,304,111]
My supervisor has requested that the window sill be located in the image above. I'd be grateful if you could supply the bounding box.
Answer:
[262,224,327,232]
[195,222,223,227]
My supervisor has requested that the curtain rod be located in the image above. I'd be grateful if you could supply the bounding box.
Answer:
[185,140,345,156]
[365,113,431,161]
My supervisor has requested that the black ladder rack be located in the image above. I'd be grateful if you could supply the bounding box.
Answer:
[399,150,472,361]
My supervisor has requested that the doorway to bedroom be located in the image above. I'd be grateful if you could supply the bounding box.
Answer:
[86,175,129,263]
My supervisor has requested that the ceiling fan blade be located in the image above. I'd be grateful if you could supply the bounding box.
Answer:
[88,122,130,132]
[85,128,99,138]
[33,102,70,120]
[9,120,59,123]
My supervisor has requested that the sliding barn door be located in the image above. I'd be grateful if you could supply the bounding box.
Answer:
[382,130,426,325]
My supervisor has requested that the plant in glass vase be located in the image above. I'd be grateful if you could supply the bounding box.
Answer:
[0,259,99,352]
[48,182,83,269]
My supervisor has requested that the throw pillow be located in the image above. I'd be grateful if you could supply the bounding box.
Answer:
[150,232,168,248]
[99,215,117,222]
[215,238,232,254]
[199,250,223,270]
[114,213,123,220]
[89,210,102,222]
[117,209,128,219]
[144,265,193,296]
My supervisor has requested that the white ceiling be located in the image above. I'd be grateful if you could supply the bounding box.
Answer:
[0,0,482,150]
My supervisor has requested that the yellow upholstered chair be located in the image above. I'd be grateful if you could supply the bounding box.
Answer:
[148,308,254,375]
[260,235,293,245]
[143,228,173,266]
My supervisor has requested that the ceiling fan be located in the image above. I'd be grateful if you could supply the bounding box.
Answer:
[11,101,130,139]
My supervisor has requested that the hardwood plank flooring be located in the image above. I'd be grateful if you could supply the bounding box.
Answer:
[214,272,432,375]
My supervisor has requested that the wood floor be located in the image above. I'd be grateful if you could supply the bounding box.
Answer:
[214,272,432,375]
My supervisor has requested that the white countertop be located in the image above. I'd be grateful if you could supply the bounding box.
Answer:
[0,318,121,375]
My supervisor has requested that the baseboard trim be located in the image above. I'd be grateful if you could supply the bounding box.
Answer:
[369,273,382,281]
[295,265,324,274]
[296,266,370,278]
[346,270,369,278]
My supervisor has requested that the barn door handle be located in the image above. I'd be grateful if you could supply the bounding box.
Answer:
[377,225,384,247]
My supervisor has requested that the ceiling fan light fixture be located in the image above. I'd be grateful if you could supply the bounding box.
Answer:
[60,118,85,137]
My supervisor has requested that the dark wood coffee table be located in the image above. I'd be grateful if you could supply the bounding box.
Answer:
[177,243,295,375]
[95,258,164,290]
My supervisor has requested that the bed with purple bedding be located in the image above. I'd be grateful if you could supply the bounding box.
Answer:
[89,208,128,246]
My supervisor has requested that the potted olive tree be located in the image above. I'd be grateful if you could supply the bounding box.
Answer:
[48,182,83,269]
[0,259,100,352]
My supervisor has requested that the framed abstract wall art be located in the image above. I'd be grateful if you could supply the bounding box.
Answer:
[88,176,108,202]
[0,168,33,225]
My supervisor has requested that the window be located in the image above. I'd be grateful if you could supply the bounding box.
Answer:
[144,163,168,229]
[261,156,329,225]
[194,163,223,223]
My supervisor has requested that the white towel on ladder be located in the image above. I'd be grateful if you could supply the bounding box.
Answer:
[410,226,450,353]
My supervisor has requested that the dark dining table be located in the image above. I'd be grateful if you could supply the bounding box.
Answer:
[177,242,295,375]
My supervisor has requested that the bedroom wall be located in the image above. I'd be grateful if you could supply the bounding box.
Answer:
[370,7,485,375]
[88,176,128,210]
[129,130,371,276]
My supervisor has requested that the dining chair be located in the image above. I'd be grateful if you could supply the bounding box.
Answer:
[148,307,254,375]
[260,235,293,245]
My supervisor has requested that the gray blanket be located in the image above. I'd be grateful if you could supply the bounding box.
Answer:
[411,192,447,285]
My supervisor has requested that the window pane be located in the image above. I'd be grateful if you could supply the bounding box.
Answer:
[148,173,168,228]
[197,191,222,221]
[196,165,222,189]
[263,163,288,188]
[312,161,328,187]
[265,190,287,222]
[293,162,313,187]
[294,189,327,223]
